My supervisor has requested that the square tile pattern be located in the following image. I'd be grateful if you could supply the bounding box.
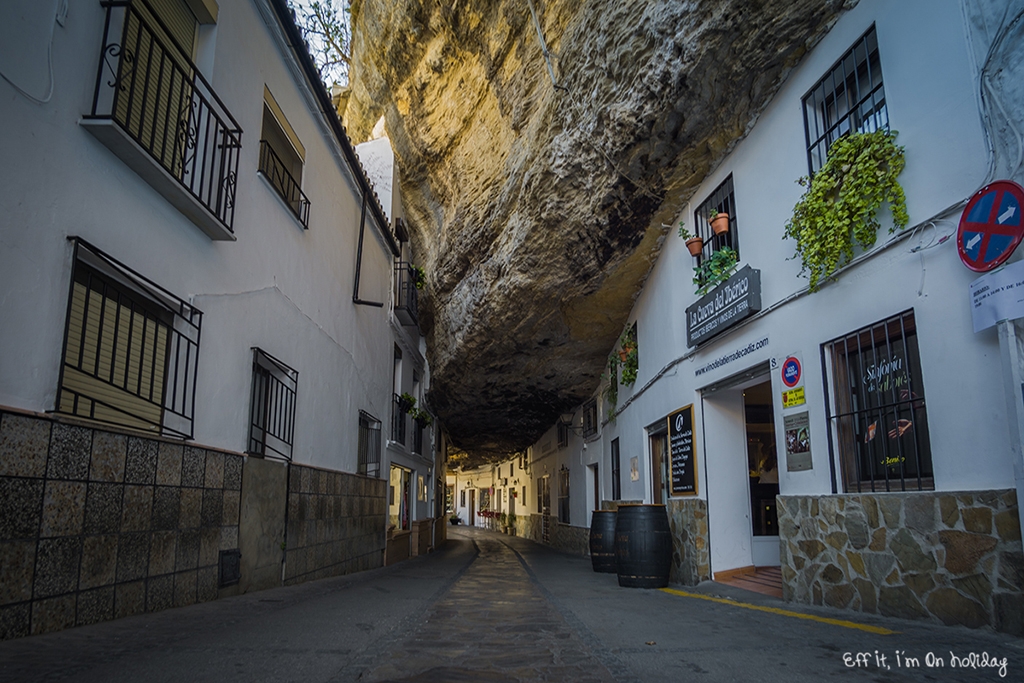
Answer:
[0,411,246,638]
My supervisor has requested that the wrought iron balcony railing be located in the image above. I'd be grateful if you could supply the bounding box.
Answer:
[394,262,419,327]
[391,393,408,446]
[84,0,242,238]
[259,140,310,228]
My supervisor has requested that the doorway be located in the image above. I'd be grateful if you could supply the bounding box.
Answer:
[648,425,669,504]
[744,381,780,567]
[468,489,475,526]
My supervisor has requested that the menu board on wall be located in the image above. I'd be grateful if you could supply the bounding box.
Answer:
[668,405,698,495]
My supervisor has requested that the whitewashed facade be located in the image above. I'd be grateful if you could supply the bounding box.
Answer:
[520,0,1024,632]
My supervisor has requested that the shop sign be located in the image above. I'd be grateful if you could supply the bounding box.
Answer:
[784,411,813,472]
[778,353,806,409]
[969,259,1024,332]
[957,180,1024,272]
[667,405,698,495]
[686,266,762,347]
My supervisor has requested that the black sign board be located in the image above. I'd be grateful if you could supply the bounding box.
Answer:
[668,405,697,495]
[685,266,762,347]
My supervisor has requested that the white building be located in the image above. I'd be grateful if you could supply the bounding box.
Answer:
[0,0,440,638]
[518,0,1024,634]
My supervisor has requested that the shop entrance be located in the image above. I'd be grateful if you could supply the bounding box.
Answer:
[744,381,780,566]
[648,424,669,504]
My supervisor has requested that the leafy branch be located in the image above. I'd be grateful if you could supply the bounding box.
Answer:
[783,130,909,291]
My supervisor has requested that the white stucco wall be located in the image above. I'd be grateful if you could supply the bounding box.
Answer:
[0,0,400,474]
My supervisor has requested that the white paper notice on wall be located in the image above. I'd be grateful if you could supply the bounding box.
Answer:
[970,259,1024,332]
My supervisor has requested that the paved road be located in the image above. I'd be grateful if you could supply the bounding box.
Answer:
[1,526,1021,682]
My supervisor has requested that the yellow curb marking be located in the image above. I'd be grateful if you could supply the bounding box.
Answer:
[659,587,898,635]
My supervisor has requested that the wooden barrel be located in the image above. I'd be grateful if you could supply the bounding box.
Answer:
[589,510,617,573]
[615,504,672,588]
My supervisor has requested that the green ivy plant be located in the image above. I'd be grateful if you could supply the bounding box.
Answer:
[411,264,426,290]
[693,247,738,296]
[783,129,909,291]
[618,325,638,387]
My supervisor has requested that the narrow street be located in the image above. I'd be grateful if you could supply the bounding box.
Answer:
[1,526,1020,682]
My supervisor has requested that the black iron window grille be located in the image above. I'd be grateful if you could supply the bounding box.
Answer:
[259,140,310,227]
[394,262,419,327]
[391,393,408,445]
[803,25,887,174]
[557,466,570,524]
[693,175,738,262]
[56,238,202,439]
[557,422,569,449]
[87,0,242,233]
[611,438,621,500]
[358,411,382,477]
[823,310,933,493]
[247,348,298,461]
[582,399,598,438]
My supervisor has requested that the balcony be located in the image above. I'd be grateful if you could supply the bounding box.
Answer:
[81,0,242,241]
[259,140,310,228]
[394,262,419,327]
[391,393,408,446]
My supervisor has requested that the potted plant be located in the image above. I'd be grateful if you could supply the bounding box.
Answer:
[678,221,704,256]
[410,264,426,290]
[499,511,508,532]
[449,514,461,525]
[398,392,416,412]
[507,511,517,536]
[693,247,739,296]
[708,209,730,235]
[411,408,433,428]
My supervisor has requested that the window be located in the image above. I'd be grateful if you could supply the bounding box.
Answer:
[803,26,887,173]
[611,438,621,500]
[460,489,466,507]
[693,175,738,260]
[558,467,570,524]
[582,399,598,438]
[389,465,411,530]
[557,421,569,449]
[56,239,202,438]
[357,411,382,477]
[247,348,298,460]
[259,88,310,227]
[824,310,932,492]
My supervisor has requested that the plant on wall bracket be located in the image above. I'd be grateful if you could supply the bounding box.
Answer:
[783,129,909,291]
[618,324,638,387]
[693,247,738,296]
[603,355,619,412]
[410,264,426,290]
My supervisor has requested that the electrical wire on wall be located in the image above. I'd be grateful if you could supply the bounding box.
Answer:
[0,0,67,105]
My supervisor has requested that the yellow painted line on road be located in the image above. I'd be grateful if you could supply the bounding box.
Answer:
[659,587,898,635]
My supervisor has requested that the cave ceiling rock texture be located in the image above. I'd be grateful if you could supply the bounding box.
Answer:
[344,0,856,466]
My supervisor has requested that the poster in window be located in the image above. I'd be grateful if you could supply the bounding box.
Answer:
[784,411,813,471]
[668,404,698,495]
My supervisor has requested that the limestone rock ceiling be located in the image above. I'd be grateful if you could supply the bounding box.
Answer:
[346,0,854,466]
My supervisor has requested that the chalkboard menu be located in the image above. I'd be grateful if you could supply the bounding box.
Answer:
[668,405,698,495]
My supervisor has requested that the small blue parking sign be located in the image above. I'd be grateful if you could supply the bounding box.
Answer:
[958,181,1024,272]
[782,357,802,388]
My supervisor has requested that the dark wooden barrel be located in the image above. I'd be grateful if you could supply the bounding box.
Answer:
[615,504,672,588]
[589,510,617,573]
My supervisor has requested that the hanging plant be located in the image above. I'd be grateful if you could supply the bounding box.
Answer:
[693,247,738,296]
[398,392,416,412]
[603,356,619,411]
[410,264,426,290]
[410,407,433,427]
[618,325,638,387]
[783,129,909,291]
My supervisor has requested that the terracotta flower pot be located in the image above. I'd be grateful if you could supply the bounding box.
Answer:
[685,237,704,256]
[711,213,730,235]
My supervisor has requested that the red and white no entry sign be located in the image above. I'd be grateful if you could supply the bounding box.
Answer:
[957,180,1024,272]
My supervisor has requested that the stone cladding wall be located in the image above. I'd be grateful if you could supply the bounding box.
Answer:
[667,499,711,586]
[0,410,242,640]
[779,490,1023,635]
[518,514,588,556]
[283,463,386,585]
